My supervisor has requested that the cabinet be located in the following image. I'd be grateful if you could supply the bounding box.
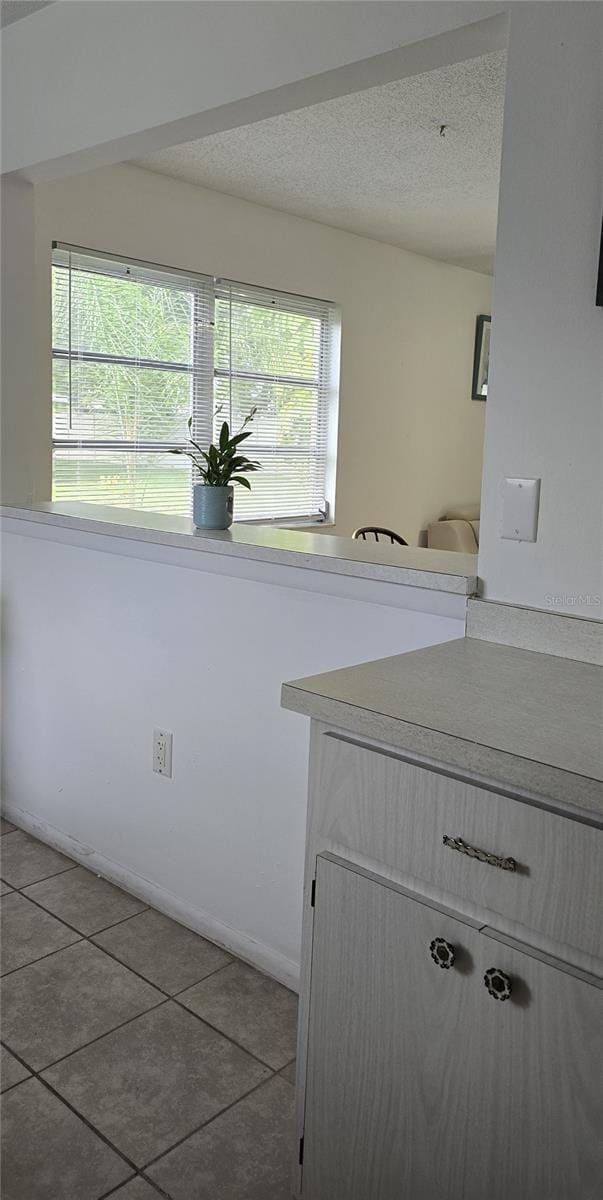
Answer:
[284,638,603,1199]
[302,853,601,1200]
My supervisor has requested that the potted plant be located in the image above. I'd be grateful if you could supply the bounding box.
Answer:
[171,407,261,529]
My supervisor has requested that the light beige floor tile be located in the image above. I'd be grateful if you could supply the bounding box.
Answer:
[93,908,231,994]
[1,941,162,1070]
[0,832,74,889]
[0,1077,131,1199]
[1,892,81,975]
[148,1074,295,1200]
[1,1046,31,1093]
[24,866,147,935]
[43,1001,270,1167]
[179,961,298,1069]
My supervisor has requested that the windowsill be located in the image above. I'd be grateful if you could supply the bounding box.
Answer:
[237,516,334,530]
[1,501,478,596]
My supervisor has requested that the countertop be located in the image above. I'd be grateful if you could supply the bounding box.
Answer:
[282,637,603,818]
[0,503,477,595]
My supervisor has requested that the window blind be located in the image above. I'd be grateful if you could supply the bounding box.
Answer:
[52,246,214,514]
[52,246,339,522]
[213,280,338,522]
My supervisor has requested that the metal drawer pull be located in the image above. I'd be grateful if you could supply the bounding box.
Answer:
[429,937,455,969]
[443,835,516,872]
[484,968,512,1001]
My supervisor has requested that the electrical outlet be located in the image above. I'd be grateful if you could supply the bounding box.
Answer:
[153,728,173,777]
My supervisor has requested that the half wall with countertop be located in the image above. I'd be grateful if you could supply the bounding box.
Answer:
[0,503,473,986]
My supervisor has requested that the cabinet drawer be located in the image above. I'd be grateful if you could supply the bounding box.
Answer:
[315,733,603,960]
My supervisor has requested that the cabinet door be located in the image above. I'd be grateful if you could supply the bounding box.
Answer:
[302,854,602,1200]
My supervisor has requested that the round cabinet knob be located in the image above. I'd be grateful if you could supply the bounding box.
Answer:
[484,967,512,1001]
[429,937,455,969]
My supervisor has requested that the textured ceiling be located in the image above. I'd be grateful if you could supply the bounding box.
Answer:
[0,1,53,28]
[135,51,506,274]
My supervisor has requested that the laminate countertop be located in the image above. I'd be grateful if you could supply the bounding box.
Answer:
[282,637,603,820]
[1,503,477,595]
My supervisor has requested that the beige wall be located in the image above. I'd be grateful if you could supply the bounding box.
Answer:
[1,176,48,504]
[34,162,491,542]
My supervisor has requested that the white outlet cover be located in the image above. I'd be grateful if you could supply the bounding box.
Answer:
[501,477,541,542]
[153,728,173,777]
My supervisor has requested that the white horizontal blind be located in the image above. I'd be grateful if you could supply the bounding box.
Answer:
[52,247,339,522]
[52,246,214,514]
[214,280,337,522]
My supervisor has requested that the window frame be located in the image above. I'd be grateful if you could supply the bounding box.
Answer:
[51,244,339,524]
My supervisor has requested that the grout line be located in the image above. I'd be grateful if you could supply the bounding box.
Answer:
[136,1174,172,1199]
[1,1000,168,1079]
[1,832,298,1180]
[98,1177,169,1200]
[1,1040,35,1073]
[77,928,280,1075]
[2,906,279,1075]
[36,998,170,1074]
[81,905,150,935]
[169,957,234,996]
[38,1074,141,1173]
[170,993,284,1072]
[3,1044,141,1178]
[96,1177,138,1200]
[82,938,223,1005]
[11,885,149,940]
[0,1077,33,1096]
[139,1071,281,1173]
[0,861,80,890]
[95,944,236,999]
[0,935,84,978]
[5,1018,280,1181]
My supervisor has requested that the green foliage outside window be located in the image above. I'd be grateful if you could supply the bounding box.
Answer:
[52,264,327,518]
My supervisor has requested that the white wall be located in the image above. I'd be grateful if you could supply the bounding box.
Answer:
[1,1,503,177]
[1,522,465,986]
[479,3,603,617]
[33,163,491,541]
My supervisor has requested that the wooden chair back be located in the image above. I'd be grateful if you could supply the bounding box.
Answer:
[352,526,408,546]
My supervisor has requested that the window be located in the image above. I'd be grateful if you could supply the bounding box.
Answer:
[52,245,340,522]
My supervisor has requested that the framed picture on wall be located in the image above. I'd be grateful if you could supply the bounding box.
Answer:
[472,314,491,400]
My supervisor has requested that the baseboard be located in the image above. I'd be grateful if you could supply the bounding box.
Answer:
[1,803,300,993]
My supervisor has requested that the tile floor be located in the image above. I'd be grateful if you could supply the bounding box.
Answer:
[0,821,297,1199]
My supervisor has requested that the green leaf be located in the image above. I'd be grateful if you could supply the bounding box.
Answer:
[233,475,252,489]
[173,448,208,479]
[229,430,253,447]
[187,437,210,462]
[219,421,230,451]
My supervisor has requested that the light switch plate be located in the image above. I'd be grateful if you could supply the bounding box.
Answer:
[501,477,541,542]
